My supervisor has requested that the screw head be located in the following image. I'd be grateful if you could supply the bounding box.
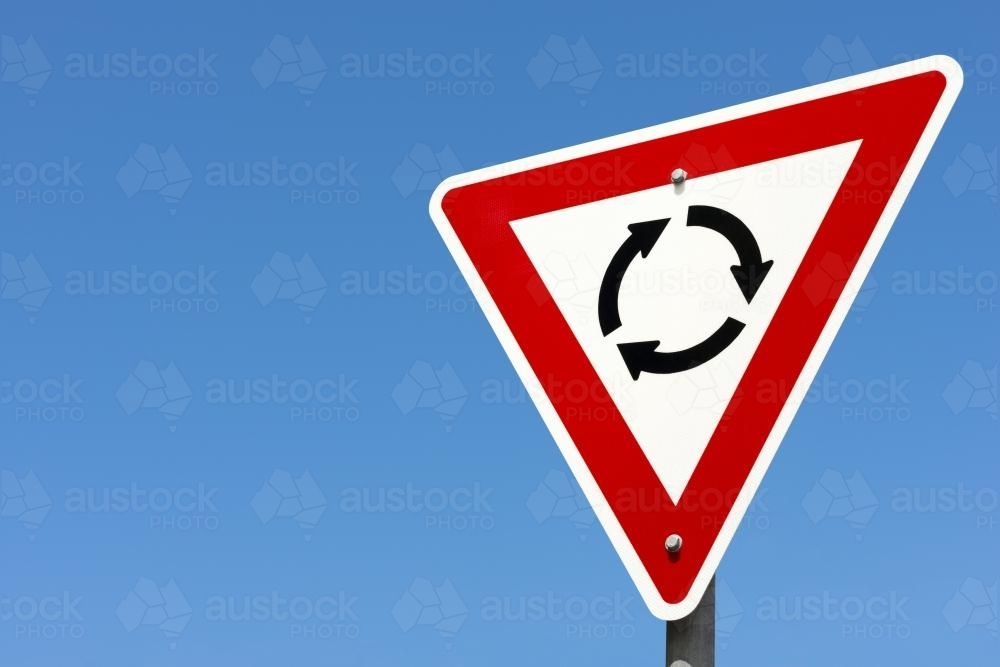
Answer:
[665,534,683,553]
[670,168,687,185]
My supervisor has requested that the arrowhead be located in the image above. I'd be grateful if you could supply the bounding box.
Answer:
[617,340,661,381]
[627,218,670,258]
[730,260,774,303]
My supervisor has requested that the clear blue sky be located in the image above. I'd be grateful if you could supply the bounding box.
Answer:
[1,1,996,665]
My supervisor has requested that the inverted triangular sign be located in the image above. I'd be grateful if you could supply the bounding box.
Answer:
[430,57,962,619]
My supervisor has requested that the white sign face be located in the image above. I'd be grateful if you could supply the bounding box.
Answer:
[430,57,962,620]
[511,141,860,502]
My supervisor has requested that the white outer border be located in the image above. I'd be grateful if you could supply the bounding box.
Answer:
[429,57,963,620]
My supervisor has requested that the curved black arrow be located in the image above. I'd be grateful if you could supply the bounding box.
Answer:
[598,218,669,336]
[687,205,773,303]
[617,317,746,380]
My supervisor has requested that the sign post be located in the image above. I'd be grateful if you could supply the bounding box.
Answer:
[430,58,961,626]
[666,577,714,667]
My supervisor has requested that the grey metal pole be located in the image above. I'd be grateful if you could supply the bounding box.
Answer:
[666,576,715,667]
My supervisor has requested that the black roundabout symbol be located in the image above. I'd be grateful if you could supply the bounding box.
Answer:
[598,205,774,380]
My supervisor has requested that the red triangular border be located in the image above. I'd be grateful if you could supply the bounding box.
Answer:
[434,67,953,612]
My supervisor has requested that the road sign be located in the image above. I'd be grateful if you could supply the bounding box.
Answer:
[429,57,961,620]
